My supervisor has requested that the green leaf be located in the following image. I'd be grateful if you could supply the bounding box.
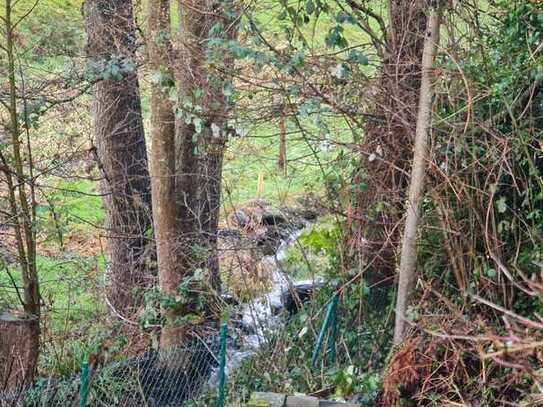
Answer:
[291,50,306,67]
[496,196,507,213]
[211,123,221,138]
[333,62,350,79]
[485,268,497,279]
[347,50,369,65]
[222,82,234,97]
[306,0,315,15]
[193,117,203,134]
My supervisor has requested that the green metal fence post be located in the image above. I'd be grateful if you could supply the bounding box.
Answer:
[80,361,89,407]
[311,293,339,367]
[328,298,338,364]
[217,323,228,407]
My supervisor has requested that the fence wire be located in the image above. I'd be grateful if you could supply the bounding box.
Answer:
[1,340,219,407]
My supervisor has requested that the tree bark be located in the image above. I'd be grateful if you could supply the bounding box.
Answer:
[393,6,441,344]
[4,0,40,319]
[0,312,39,391]
[148,0,185,349]
[351,0,427,309]
[84,0,154,316]
[147,0,237,349]
[278,110,287,175]
[175,0,238,292]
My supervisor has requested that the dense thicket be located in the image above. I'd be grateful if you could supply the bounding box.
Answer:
[1,1,542,406]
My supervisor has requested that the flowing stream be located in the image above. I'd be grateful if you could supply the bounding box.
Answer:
[208,225,321,384]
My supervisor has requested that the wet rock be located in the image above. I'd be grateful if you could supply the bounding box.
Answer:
[282,281,325,315]
[256,227,287,255]
[230,209,252,228]
[261,211,288,226]
[282,206,318,223]
[220,293,239,307]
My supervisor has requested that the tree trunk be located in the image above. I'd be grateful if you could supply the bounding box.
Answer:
[278,110,287,175]
[175,0,238,293]
[393,6,441,344]
[351,0,427,309]
[0,312,39,391]
[148,0,184,349]
[0,0,40,389]
[84,0,154,316]
[148,0,237,349]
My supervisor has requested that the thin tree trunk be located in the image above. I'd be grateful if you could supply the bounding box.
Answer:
[4,0,39,318]
[278,109,287,175]
[0,0,40,388]
[148,0,184,349]
[351,0,427,310]
[84,0,154,316]
[393,6,442,344]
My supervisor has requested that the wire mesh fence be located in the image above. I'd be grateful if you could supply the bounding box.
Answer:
[1,339,220,407]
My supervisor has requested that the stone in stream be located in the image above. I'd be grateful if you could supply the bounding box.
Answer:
[230,209,252,228]
[256,226,291,255]
[261,211,288,226]
[282,281,325,315]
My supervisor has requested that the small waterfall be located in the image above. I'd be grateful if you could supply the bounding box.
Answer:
[208,225,322,384]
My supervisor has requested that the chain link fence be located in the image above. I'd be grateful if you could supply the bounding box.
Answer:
[1,339,220,407]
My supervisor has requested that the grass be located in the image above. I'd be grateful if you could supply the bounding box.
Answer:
[43,179,105,234]
[0,252,106,375]
[224,121,328,207]
[222,109,355,210]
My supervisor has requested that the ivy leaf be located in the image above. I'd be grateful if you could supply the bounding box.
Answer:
[193,117,203,134]
[347,50,369,65]
[211,123,221,138]
[336,11,356,25]
[333,62,350,79]
[150,70,174,88]
[306,0,315,15]
[485,268,497,279]
[291,50,306,67]
[223,82,234,97]
[496,196,507,213]
[325,25,348,49]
